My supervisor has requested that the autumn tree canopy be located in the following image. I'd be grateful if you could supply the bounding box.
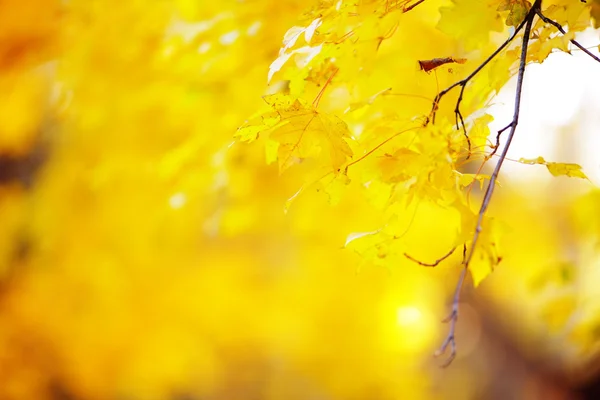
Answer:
[0,0,600,399]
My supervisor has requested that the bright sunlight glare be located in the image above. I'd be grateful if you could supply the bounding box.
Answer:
[396,306,423,327]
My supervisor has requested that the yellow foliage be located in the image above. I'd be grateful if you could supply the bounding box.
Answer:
[437,0,504,50]
[236,93,353,172]
[0,0,598,398]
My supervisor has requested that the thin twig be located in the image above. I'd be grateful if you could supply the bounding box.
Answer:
[343,126,421,173]
[489,121,513,159]
[433,244,467,367]
[435,265,467,366]
[404,246,456,267]
[434,0,540,367]
[429,14,529,123]
[535,10,600,64]
[403,0,426,13]
[313,68,339,108]
[428,13,532,158]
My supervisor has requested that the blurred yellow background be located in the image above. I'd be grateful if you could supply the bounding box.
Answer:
[1,0,600,399]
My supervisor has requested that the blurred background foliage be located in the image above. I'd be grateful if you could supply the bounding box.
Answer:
[1,0,600,399]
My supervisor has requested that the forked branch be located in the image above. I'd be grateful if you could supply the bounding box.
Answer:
[535,10,600,64]
[433,0,541,367]
[428,10,533,158]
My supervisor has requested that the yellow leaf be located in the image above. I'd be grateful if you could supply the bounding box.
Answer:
[437,0,503,50]
[455,201,504,287]
[235,112,280,142]
[237,93,353,172]
[456,172,490,190]
[345,87,391,114]
[488,51,519,92]
[344,228,400,266]
[264,93,353,172]
[544,0,590,32]
[469,253,494,287]
[280,18,321,52]
[468,114,494,152]
[546,162,588,179]
[497,0,531,27]
[344,230,381,248]
[268,52,293,83]
[378,148,427,184]
[517,156,546,165]
[268,45,324,83]
[529,29,574,63]
[265,139,279,164]
[517,156,588,179]
[263,93,296,109]
[235,124,267,142]
[318,173,351,205]
[268,17,324,83]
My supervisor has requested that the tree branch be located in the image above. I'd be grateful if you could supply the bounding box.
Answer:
[434,0,541,367]
[428,11,533,157]
[535,10,600,64]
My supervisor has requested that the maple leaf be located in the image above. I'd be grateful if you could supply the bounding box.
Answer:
[236,93,353,173]
[437,0,503,50]
[378,148,428,184]
[468,114,495,154]
[528,23,575,63]
[488,50,520,92]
